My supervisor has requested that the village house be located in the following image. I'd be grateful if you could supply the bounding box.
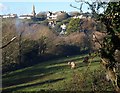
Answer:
[1,14,17,19]
[73,15,86,19]
[47,11,66,28]
[19,15,33,19]
[60,24,67,35]
[47,11,57,28]
[47,11,57,20]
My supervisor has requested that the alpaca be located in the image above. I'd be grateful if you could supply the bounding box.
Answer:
[68,62,76,69]
[71,62,76,69]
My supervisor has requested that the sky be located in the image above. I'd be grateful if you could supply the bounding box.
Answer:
[0,1,93,15]
[0,0,108,16]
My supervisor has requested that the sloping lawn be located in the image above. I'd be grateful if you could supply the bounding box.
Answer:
[2,54,102,92]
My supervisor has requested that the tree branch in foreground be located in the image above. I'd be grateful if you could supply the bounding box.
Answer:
[0,36,17,49]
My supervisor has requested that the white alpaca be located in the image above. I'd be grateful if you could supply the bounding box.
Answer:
[68,62,71,65]
[71,62,76,69]
[68,62,76,69]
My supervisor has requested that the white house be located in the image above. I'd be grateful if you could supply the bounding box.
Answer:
[47,11,57,28]
[2,14,17,18]
[47,11,57,20]
[73,15,86,19]
[61,24,66,30]
[60,24,67,35]
[48,20,56,28]
[19,15,33,19]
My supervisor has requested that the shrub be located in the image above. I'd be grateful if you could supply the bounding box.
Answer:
[67,18,80,34]
[65,69,113,91]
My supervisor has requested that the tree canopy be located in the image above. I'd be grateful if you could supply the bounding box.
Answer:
[67,18,80,34]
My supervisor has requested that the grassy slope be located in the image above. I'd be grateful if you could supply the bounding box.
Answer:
[2,54,101,92]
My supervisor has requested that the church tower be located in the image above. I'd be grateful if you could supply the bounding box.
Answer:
[32,4,36,17]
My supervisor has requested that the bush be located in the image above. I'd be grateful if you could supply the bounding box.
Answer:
[67,18,80,34]
[50,44,80,56]
[20,40,39,65]
[65,69,113,91]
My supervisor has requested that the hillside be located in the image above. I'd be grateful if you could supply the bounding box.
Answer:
[2,54,114,92]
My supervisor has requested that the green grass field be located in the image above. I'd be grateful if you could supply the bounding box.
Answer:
[2,54,108,92]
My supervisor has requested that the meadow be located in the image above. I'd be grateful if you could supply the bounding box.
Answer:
[2,54,113,92]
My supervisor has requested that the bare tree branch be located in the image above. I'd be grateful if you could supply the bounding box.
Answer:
[70,3,83,13]
[0,36,17,49]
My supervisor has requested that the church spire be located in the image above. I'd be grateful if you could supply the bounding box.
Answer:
[32,4,36,17]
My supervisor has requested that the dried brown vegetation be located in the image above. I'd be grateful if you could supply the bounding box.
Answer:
[2,18,106,74]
